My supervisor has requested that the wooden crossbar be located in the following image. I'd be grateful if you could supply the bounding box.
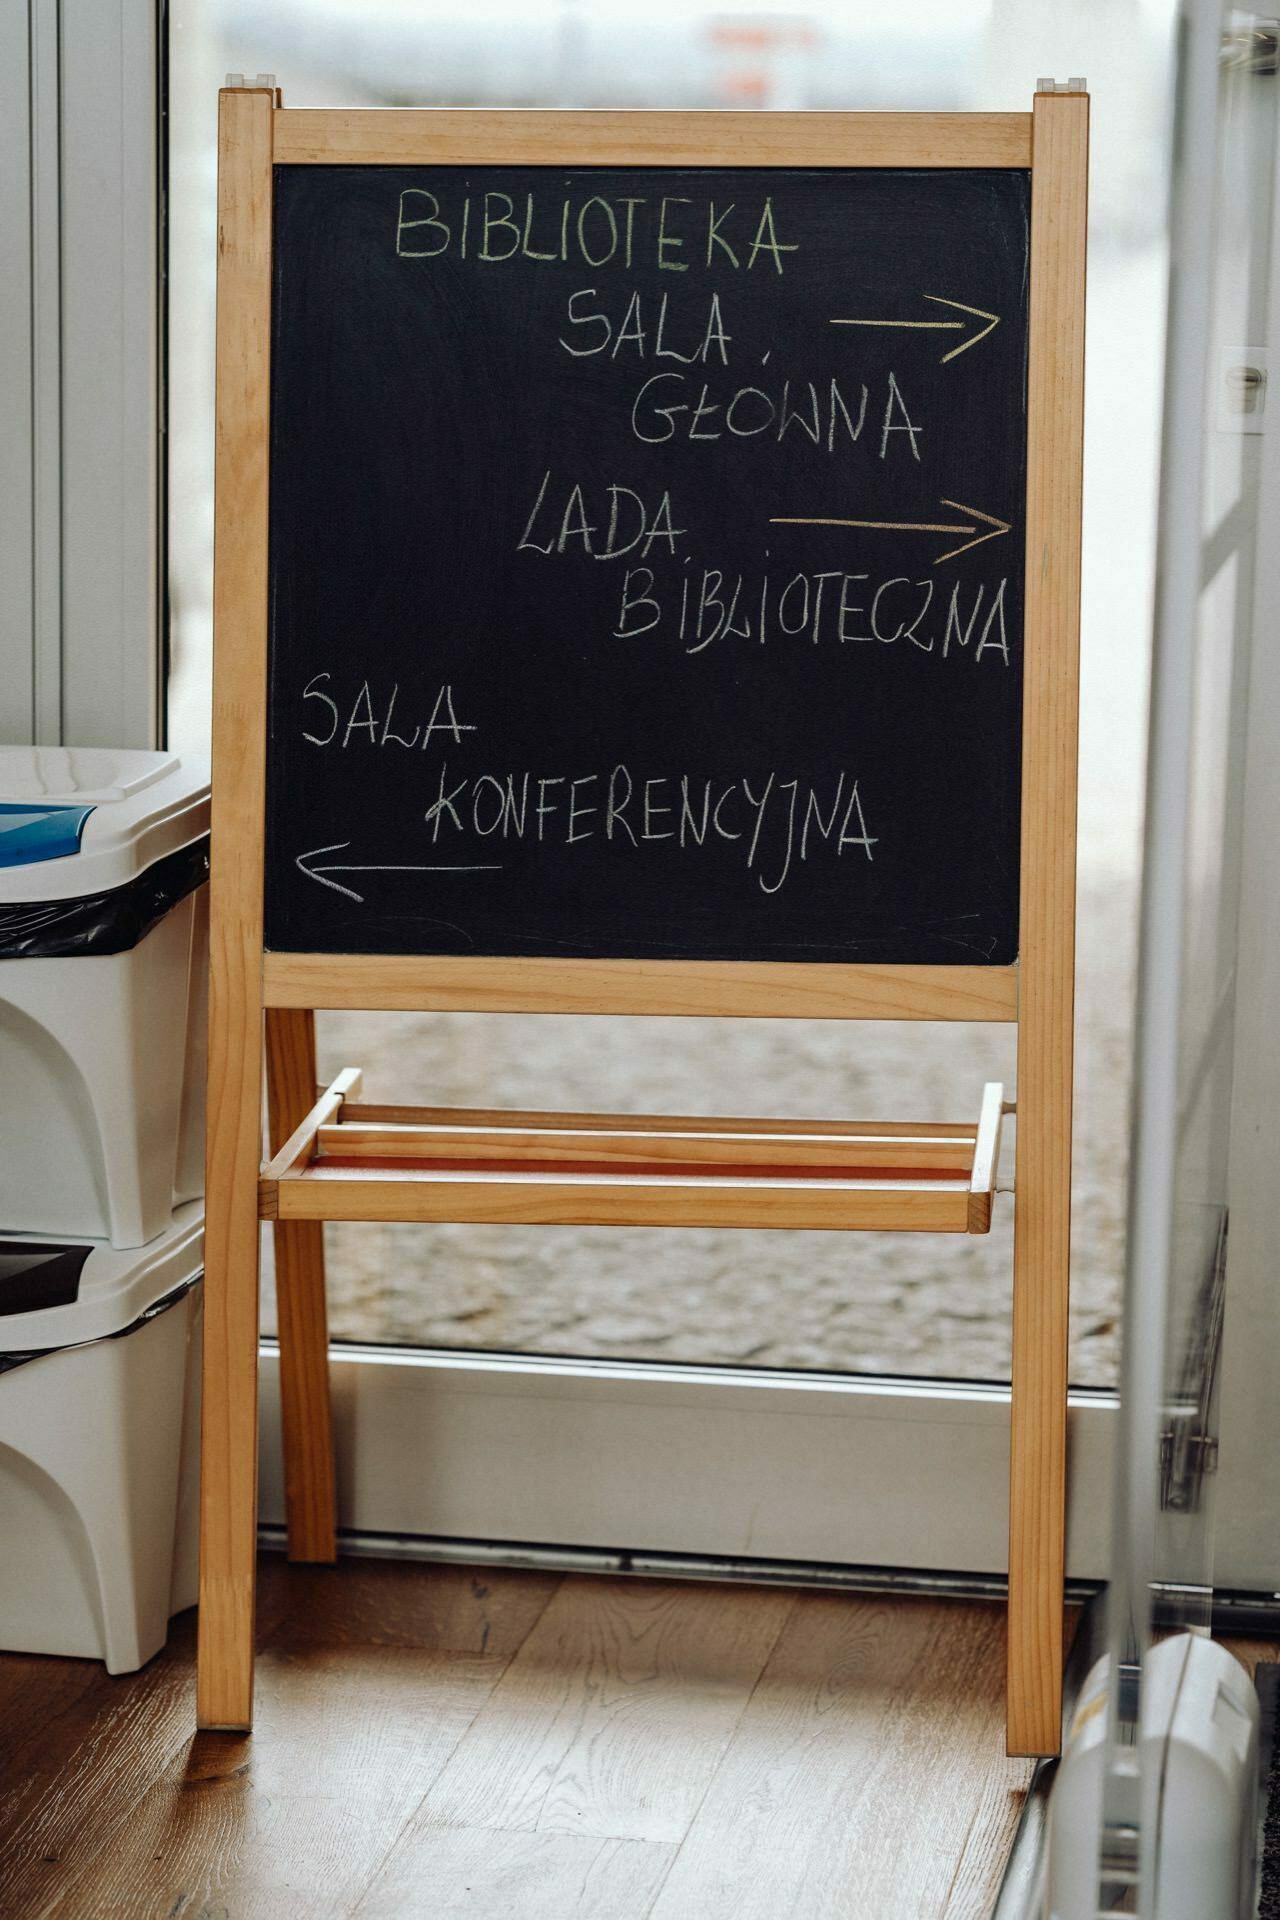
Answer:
[269,1172,977,1232]
[272,107,1033,170]
[312,1121,979,1175]
[263,954,1020,1021]
[332,1099,981,1139]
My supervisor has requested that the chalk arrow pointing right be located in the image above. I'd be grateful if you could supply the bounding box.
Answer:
[829,294,1001,364]
[769,498,1011,566]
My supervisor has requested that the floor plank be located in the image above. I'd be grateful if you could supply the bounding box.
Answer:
[1222,1635,1279,1680]
[648,1593,1032,1920]
[0,1624,198,1920]
[423,1575,797,1843]
[0,1558,1046,1918]
[42,1645,511,1920]
[31,1560,561,1920]
[0,1652,106,1789]
[260,1557,560,1656]
[938,1759,1036,1920]
[355,1823,677,1919]
[0,1549,317,1917]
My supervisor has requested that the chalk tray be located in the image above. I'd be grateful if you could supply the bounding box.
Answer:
[258,1072,1007,1235]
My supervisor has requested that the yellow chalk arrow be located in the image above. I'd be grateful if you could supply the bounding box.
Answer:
[829,294,1001,364]
[769,498,1011,566]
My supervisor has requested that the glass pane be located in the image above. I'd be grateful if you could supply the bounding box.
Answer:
[1096,2,1272,1903]
[305,1010,1016,1376]
[169,0,1175,1385]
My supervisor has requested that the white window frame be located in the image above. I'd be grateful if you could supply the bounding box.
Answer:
[0,0,162,751]
[1216,85,1280,1596]
[259,1348,1120,1582]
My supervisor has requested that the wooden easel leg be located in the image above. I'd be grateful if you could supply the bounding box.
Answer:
[196,978,266,1732]
[1007,86,1087,1760]
[265,1007,338,1561]
[1008,1104,1070,1758]
[197,83,275,1732]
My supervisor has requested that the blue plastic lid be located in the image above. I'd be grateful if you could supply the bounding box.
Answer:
[0,803,96,868]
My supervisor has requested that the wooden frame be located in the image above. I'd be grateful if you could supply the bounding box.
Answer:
[200,90,1086,1758]
[262,954,1019,1021]
[272,108,1032,170]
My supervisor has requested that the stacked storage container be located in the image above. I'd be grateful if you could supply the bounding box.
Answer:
[0,746,209,1670]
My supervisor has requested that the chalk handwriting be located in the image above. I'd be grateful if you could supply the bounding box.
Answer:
[408,760,877,896]
[629,371,911,454]
[396,189,798,272]
[517,474,686,559]
[599,569,1011,660]
[559,288,732,363]
[301,677,479,749]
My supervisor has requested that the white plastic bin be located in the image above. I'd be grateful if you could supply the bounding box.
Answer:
[0,747,209,1247]
[0,1203,203,1672]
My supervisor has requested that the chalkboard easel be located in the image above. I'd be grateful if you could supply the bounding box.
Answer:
[199,86,1087,1760]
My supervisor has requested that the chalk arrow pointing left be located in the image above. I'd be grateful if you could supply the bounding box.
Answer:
[829,294,1001,364]
[296,842,502,905]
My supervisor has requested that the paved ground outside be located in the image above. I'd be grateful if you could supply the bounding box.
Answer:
[260,873,1133,1388]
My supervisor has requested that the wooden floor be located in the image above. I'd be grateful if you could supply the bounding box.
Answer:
[0,1556,1037,1919]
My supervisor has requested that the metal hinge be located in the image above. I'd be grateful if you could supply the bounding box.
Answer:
[1159,1211,1228,1513]
[1222,21,1280,72]
[1160,1424,1220,1510]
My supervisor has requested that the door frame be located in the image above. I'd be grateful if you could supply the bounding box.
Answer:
[1216,52,1280,1594]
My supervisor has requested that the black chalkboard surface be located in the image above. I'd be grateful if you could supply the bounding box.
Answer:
[265,164,1029,963]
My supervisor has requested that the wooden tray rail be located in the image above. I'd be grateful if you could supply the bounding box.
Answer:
[258,1075,1007,1235]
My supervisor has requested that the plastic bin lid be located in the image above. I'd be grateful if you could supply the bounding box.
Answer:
[0,1201,204,1352]
[0,805,97,869]
[0,748,210,903]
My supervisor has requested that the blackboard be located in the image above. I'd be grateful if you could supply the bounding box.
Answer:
[264,163,1030,963]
